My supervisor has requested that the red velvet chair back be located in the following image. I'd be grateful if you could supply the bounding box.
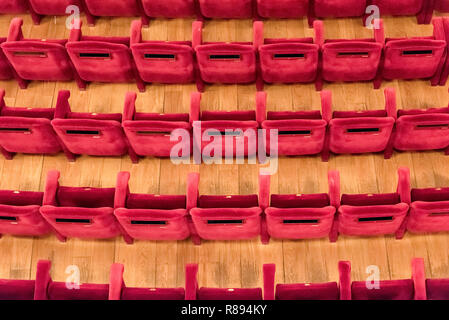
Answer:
[29,0,82,15]
[332,167,411,241]
[113,172,198,242]
[259,90,330,156]
[394,107,449,153]
[381,18,447,85]
[257,0,309,18]
[408,187,449,233]
[122,91,195,158]
[84,0,141,16]
[66,22,139,88]
[1,18,75,82]
[191,92,261,158]
[263,171,339,242]
[436,0,449,12]
[193,21,259,85]
[351,258,426,300]
[198,0,254,18]
[39,170,123,241]
[317,19,384,85]
[0,189,52,237]
[0,279,35,300]
[141,0,197,18]
[313,0,366,18]
[326,88,396,156]
[51,90,129,158]
[189,174,265,241]
[0,89,62,156]
[130,20,195,85]
[257,21,320,85]
[0,0,28,13]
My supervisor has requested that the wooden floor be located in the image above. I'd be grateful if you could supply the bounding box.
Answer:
[1,12,449,290]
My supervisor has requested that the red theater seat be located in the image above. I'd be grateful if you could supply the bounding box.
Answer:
[39,170,128,243]
[141,0,198,18]
[370,0,433,24]
[28,0,93,25]
[261,171,340,244]
[191,92,262,159]
[122,91,197,159]
[315,19,384,90]
[258,90,330,157]
[198,0,254,18]
[110,263,190,300]
[256,21,320,89]
[386,90,449,158]
[0,89,70,160]
[0,189,53,238]
[114,172,199,244]
[350,258,426,300]
[376,18,447,88]
[66,21,144,92]
[185,264,263,300]
[0,279,36,300]
[189,173,266,243]
[1,18,82,90]
[408,185,449,234]
[0,38,14,80]
[321,88,396,161]
[436,0,449,12]
[51,90,138,163]
[130,20,201,92]
[83,0,148,26]
[34,260,122,300]
[263,262,351,300]
[257,0,309,19]
[312,0,366,19]
[0,0,28,13]
[192,21,261,90]
[330,167,411,242]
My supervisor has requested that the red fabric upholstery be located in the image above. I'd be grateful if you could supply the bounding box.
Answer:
[264,171,339,241]
[257,0,309,18]
[29,0,82,15]
[436,0,449,12]
[67,21,143,91]
[130,20,196,88]
[260,90,330,156]
[332,167,410,241]
[325,88,396,157]
[110,263,188,300]
[313,0,366,18]
[39,170,123,241]
[427,279,449,300]
[114,171,194,242]
[0,279,35,300]
[190,173,266,242]
[198,0,254,18]
[1,18,76,85]
[258,21,320,85]
[394,106,449,154]
[122,92,195,158]
[141,0,197,18]
[84,0,141,16]
[192,92,261,158]
[193,21,259,87]
[198,288,263,300]
[379,18,447,87]
[316,19,384,87]
[0,38,13,80]
[372,0,425,16]
[408,187,449,233]
[0,89,63,158]
[51,90,133,160]
[0,189,53,237]
[0,0,28,13]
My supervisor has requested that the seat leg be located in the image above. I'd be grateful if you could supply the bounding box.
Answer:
[191,234,201,245]
[57,138,76,162]
[395,218,408,240]
[55,231,67,243]
[0,146,14,160]
[445,146,449,155]
[74,74,87,91]
[141,15,150,28]
[123,233,134,245]
[128,147,139,164]
[85,12,96,26]
[30,12,42,25]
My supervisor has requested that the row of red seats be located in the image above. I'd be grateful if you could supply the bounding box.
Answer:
[1,167,449,244]
[1,18,449,92]
[1,88,448,162]
[0,0,446,26]
[1,258,448,300]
